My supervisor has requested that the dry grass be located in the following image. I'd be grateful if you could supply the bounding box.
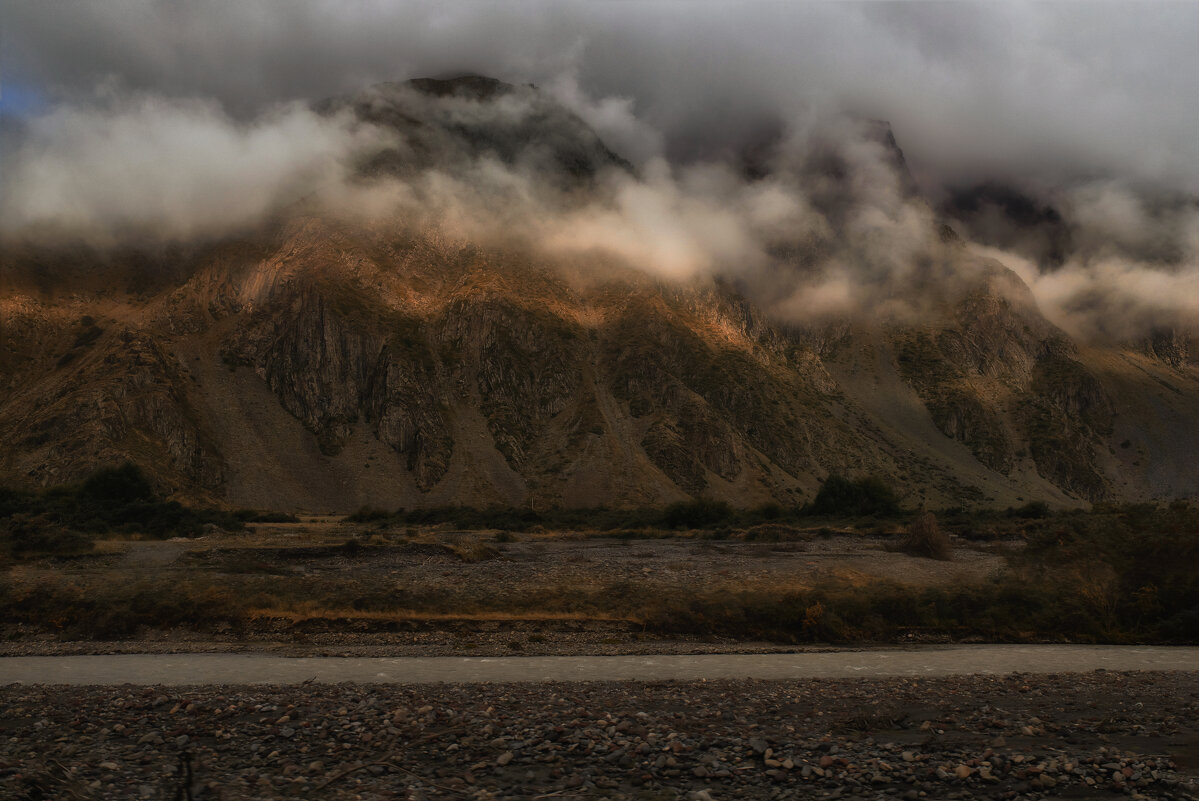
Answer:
[85,539,132,555]
[446,540,501,563]
[902,511,953,561]
[4,503,1194,643]
[244,608,634,623]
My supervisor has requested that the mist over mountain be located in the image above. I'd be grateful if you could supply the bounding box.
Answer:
[2,4,1196,510]
[4,2,1197,345]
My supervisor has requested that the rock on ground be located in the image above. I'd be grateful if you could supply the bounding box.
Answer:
[2,671,1197,800]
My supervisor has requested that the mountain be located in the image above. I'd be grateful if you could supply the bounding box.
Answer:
[2,77,1196,511]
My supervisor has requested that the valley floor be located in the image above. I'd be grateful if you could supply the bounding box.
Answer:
[5,517,1197,799]
[4,504,1195,651]
[1,520,1012,654]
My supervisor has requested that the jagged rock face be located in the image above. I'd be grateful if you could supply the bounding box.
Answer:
[441,292,586,470]
[322,75,632,189]
[2,220,1197,509]
[1143,328,1197,369]
[1,77,1196,510]
[196,225,878,508]
[0,306,223,497]
[887,282,1121,502]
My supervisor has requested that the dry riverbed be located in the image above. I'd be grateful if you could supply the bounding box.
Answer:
[2,671,1197,800]
[1,523,1011,655]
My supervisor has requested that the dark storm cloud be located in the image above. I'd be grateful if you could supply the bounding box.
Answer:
[4,1,1198,191]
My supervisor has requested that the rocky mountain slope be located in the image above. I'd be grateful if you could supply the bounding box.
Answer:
[2,77,1196,511]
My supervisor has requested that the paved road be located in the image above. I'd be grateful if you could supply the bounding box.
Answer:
[1,645,1196,685]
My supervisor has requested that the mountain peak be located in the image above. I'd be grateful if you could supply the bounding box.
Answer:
[405,74,520,101]
[325,74,633,186]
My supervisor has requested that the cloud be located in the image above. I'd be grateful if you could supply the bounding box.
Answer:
[5,1,1197,193]
[972,239,1199,344]
[2,2,1197,343]
[544,72,663,167]
[1067,182,1198,265]
[0,94,392,242]
[951,177,1199,342]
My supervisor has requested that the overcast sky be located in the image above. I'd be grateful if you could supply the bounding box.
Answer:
[4,0,1198,195]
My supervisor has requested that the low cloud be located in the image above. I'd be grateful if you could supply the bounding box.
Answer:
[545,73,664,168]
[0,95,392,243]
[972,191,1199,344]
[7,2,1198,194]
[2,78,1195,346]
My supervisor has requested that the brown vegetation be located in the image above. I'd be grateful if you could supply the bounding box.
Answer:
[902,511,952,560]
[2,485,1195,645]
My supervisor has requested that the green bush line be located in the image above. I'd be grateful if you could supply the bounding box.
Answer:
[0,464,296,557]
[350,476,907,532]
[348,477,1073,533]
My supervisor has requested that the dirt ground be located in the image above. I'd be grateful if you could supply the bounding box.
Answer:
[1,520,1014,657]
[82,518,1009,590]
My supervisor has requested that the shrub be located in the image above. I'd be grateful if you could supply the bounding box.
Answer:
[902,511,952,561]
[346,506,392,523]
[448,540,500,563]
[3,514,93,558]
[810,474,901,517]
[1008,501,1051,519]
[661,499,733,529]
[1,463,244,541]
[235,510,300,523]
[80,463,155,504]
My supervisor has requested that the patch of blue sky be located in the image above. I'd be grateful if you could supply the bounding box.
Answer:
[0,79,48,117]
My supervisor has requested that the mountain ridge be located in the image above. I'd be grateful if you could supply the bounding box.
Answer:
[2,77,1196,511]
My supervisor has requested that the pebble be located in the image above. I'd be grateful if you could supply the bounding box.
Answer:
[1,671,1195,800]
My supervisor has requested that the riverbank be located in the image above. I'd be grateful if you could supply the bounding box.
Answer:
[4,502,1196,649]
[3,670,1197,800]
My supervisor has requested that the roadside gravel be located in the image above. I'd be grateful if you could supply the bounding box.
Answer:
[3,671,1196,800]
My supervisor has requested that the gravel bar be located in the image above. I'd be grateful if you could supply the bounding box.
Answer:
[3,671,1198,800]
